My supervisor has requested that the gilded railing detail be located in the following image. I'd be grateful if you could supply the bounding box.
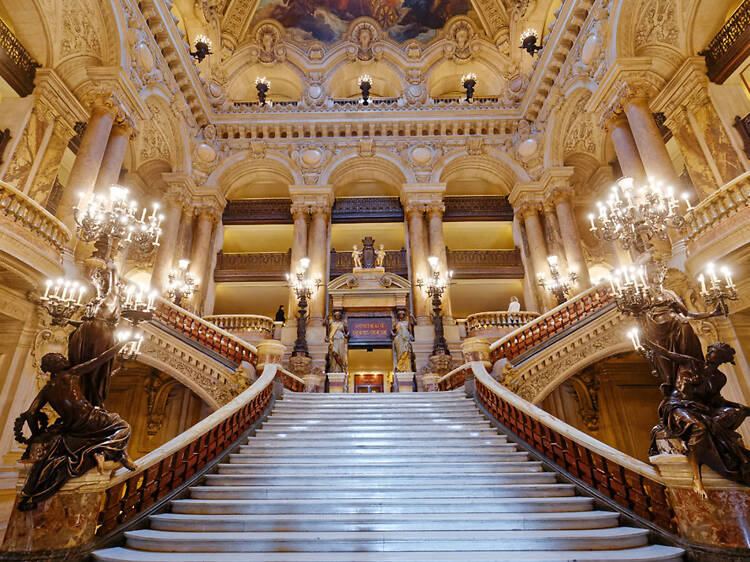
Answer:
[701,1,750,83]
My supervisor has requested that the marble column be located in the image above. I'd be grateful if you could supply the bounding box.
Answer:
[406,204,429,324]
[307,204,330,323]
[622,95,680,185]
[189,207,218,306]
[288,203,310,325]
[175,204,194,262]
[515,215,541,313]
[150,191,185,292]
[542,202,569,272]
[56,101,116,231]
[604,113,646,182]
[521,205,556,310]
[554,192,591,289]
[426,202,452,320]
[94,120,132,193]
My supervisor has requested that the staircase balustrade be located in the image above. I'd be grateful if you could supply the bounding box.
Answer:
[465,310,539,338]
[461,362,678,534]
[202,314,275,341]
[489,286,613,365]
[0,180,71,257]
[276,365,305,393]
[153,298,257,367]
[437,363,470,391]
[685,170,750,245]
[96,364,277,538]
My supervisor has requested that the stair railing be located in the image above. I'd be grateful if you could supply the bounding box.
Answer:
[489,285,613,365]
[96,363,279,538]
[463,361,678,534]
[276,365,305,392]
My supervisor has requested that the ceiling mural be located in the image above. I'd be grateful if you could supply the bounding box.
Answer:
[249,0,473,44]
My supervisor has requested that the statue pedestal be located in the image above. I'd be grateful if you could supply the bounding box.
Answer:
[327,372,347,393]
[256,339,287,370]
[395,372,415,392]
[420,373,439,392]
[650,454,750,548]
[2,461,119,555]
[303,373,325,393]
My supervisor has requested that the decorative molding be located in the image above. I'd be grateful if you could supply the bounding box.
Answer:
[447,249,524,279]
[330,248,408,279]
[222,198,293,224]
[331,197,403,223]
[214,250,291,282]
[700,0,750,83]
[443,196,513,222]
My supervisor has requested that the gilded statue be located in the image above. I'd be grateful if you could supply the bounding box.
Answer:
[327,309,349,374]
[375,244,386,268]
[392,308,413,373]
[14,343,136,511]
[352,245,363,269]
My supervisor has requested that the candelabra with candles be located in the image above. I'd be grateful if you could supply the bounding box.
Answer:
[287,258,321,357]
[537,255,578,305]
[588,176,691,253]
[606,264,660,316]
[116,327,144,362]
[697,262,738,316]
[190,34,212,62]
[255,76,271,107]
[74,185,163,261]
[38,278,88,325]
[417,256,453,356]
[358,74,372,106]
[520,29,543,56]
[119,282,158,325]
[166,259,198,307]
[461,73,476,103]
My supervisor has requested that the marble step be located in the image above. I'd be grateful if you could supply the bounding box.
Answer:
[266,414,487,423]
[94,545,685,561]
[261,421,492,430]
[253,429,499,440]
[272,405,479,413]
[149,510,620,532]
[279,398,472,405]
[203,472,557,487]
[228,451,529,464]
[236,446,521,458]
[243,437,510,448]
[170,496,596,515]
[216,461,544,475]
[188,483,575,500]
[121,527,651,553]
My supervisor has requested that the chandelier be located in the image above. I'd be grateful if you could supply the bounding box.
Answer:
[358,75,372,105]
[417,256,453,355]
[39,278,88,325]
[119,282,157,324]
[287,257,321,357]
[74,185,163,259]
[166,259,198,307]
[697,262,737,316]
[537,255,578,305]
[461,73,476,103]
[606,264,658,316]
[588,177,691,253]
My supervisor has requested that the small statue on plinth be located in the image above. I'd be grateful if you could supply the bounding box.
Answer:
[326,309,349,374]
[13,343,136,511]
[375,244,386,268]
[351,245,363,269]
[361,236,376,268]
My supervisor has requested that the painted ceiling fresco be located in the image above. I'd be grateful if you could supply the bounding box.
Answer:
[249,0,473,44]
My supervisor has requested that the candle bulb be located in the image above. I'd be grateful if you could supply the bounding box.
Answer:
[608,276,616,294]
[628,329,638,350]
[78,286,86,304]
[721,266,734,289]
[588,214,596,231]
[43,280,51,298]
[698,273,707,295]
[141,208,147,222]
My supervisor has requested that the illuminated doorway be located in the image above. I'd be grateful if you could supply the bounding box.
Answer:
[347,347,393,393]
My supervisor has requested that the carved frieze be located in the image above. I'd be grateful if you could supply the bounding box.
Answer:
[331,197,404,223]
[214,250,291,282]
[443,196,513,221]
[447,249,524,279]
[223,199,293,224]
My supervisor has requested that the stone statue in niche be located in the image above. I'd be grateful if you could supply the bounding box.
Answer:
[361,236,376,268]
[444,20,476,61]
[326,309,349,375]
[13,343,136,511]
[392,308,414,373]
[254,23,285,64]
[639,289,750,497]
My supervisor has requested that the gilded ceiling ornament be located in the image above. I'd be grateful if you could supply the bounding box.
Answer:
[251,21,286,63]
[347,20,383,62]
[444,19,477,61]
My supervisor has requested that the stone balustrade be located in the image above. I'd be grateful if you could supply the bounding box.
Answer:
[203,314,275,341]
[465,310,539,338]
[0,181,71,258]
[684,171,750,265]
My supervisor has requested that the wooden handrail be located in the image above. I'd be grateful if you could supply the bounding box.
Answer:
[152,297,258,366]
[97,364,277,536]
[470,362,677,533]
[489,286,613,364]
[276,365,305,393]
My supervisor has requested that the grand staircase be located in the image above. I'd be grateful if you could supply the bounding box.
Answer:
[94,390,683,561]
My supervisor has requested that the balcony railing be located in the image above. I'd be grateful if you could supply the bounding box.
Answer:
[489,286,614,365]
[214,250,291,282]
[330,248,408,278]
[0,17,38,95]
[203,314,276,341]
[447,248,524,279]
[465,310,540,339]
[0,180,71,253]
[700,1,750,83]
[685,170,750,245]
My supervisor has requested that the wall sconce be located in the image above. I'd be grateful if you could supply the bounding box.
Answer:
[190,35,213,63]
[520,29,543,56]
[461,73,477,103]
[255,76,271,107]
[358,74,372,106]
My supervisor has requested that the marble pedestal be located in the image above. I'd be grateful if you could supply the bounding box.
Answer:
[327,372,347,393]
[651,454,750,548]
[395,372,415,392]
[2,461,119,554]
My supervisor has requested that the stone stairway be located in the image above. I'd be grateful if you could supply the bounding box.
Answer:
[94,390,683,561]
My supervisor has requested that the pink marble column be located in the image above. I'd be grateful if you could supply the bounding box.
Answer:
[604,113,646,183]
[150,191,184,291]
[56,102,116,231]
[554,193,591,289]
[94,120,132,193]
[514,215,541,312]
[406,205,429,324]
[189,207,217,302]
[288,204,310,324]
[521,205,556,311]
[426,202,452,320]
[623,96,680,185]
[307,204,330,323]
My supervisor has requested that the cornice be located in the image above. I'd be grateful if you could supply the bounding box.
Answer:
[508,181,544,210]
[541,167,575,201]
[32,69,88,137]
[650,56,709,118]
[400,183,446,209]
[288,185,335,210]
[86,66,151,123]
[584,57,658,114]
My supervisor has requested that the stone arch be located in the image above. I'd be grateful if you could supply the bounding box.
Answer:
[208,152,300,198]
[322,151,411,188]
[546,88,605,168]
[432,148,528,187]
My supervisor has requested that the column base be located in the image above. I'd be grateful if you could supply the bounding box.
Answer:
[303,373,325,393]
[327,372,347,393]
[395,372,415,392]
[651,453,750,548]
